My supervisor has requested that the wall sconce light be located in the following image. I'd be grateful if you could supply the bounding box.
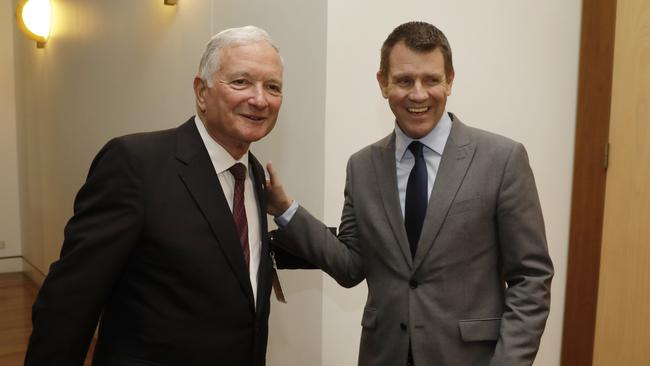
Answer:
[16,0,52,48]
[164,0,177,5]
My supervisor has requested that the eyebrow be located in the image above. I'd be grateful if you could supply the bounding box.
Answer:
[227,71,253,79]
[228,72,282,85]
[392,72,444,79]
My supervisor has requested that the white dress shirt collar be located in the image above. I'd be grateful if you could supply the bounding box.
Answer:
[194,115,250,174]
[395,111,452,161]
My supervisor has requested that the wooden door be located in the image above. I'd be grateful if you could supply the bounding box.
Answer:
[592,0,650,363]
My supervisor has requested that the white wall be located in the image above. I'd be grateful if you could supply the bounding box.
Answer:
[0,0,23,273]
[322,1,581,365]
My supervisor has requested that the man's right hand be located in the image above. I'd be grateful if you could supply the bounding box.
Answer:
[265,162,293,217]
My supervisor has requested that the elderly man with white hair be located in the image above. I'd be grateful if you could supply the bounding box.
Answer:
[25,25,300,366]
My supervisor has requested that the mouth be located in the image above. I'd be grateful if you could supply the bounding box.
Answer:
[241,114,267,122]
[407,107,429,115]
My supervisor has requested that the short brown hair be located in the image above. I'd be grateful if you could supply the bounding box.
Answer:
[378,21,454,81]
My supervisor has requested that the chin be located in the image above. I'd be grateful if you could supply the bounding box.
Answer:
[402,125,433,139]
[242,129,272,143]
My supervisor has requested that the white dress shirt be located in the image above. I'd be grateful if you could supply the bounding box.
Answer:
[394,111,452,218]
[194,116,261,306]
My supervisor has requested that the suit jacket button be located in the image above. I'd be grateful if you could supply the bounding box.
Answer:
[400,323,407,331]
[409,280,418,289]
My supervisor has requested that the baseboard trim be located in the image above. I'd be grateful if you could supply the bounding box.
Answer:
[21,257,46,286]
[0,256,45,285]
[0,256,23,273]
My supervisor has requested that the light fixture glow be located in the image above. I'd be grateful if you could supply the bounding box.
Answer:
[16,0,52,48]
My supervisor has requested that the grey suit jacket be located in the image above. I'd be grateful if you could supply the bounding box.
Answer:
[277,114,553,366]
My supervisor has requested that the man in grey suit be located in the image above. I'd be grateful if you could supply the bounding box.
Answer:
[266,21,553,365]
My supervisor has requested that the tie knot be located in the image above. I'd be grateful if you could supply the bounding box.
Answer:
[229,163,247,182]
[408,141,424,158]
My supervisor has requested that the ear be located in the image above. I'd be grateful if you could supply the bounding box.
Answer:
[376,71,389,99]
[193,76,208,113]
[445,71,455,96]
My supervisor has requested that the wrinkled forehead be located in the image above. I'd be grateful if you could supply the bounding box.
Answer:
[216,42,284,80]
[219,41,283,66]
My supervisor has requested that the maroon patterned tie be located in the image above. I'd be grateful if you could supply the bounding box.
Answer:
[229,163,250,269]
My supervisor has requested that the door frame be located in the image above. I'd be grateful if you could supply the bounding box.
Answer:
[560,0,617,364]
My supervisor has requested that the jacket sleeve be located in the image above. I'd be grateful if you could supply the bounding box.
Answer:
[275,159,365,288]
[269,230,318,269]
[25,138,144,366]
[490,143,554,366]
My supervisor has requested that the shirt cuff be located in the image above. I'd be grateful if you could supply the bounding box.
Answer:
[274,200,299,228]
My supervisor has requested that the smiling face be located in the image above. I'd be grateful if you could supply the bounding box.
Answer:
[194,41,283,159]
[377,42,454,139]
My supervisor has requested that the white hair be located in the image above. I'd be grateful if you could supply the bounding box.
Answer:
[198,25,280,86]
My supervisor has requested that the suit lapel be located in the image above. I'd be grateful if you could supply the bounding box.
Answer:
[413,117,476,272]
[174,119,255,311]
[372,134,413,267]
[248,153,272,314]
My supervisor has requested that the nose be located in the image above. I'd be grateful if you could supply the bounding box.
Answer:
[248,84,269,109]
[408,81,428,102]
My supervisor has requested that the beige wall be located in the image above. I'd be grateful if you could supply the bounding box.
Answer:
[14,0,208,282]
[0,0,22,273]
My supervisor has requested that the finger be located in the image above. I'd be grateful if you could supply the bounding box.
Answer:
[266,161,278,186]
[264,162,272,185]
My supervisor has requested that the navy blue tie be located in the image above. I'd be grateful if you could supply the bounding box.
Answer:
[405,141,428,258]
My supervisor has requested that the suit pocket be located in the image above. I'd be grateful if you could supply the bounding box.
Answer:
[458,317,501,342]
[361,307,377,329]
[448,196,481,216]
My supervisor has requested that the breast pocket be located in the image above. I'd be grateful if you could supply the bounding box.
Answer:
[447,196,481,216]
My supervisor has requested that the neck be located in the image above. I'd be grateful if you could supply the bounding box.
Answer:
[197,113,250,160]
[212,136,249,161]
